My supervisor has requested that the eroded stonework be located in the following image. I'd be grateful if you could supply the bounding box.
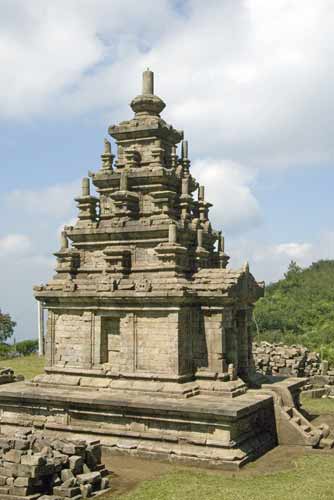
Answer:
[33,69,264,397]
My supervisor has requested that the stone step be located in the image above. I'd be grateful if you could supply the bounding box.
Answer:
[318,437,334,449]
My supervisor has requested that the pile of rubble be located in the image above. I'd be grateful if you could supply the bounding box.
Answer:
[0,367,24,385]
[253,342,324,377]
[0,430,110,499]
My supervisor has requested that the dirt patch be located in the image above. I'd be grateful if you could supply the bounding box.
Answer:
[102,453,183,498]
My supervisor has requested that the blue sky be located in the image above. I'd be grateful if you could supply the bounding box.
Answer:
[0,0,333,340]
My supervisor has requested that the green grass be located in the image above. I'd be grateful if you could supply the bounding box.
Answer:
[0,354,45,380]
[110,455,334,500]
[301,394,334,415]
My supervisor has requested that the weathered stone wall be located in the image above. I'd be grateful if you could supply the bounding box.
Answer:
[135,311,178,374]
[253,341,322,377]
[53,312,92,368]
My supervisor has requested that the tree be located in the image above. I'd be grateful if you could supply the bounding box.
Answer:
[0,310,16,343]
[253,260,334,353]
[15,340,38,356]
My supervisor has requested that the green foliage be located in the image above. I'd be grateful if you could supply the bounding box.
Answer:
[0,310,16,342]
[0,343,12,358]
[14,339,38,356]
[253,260,334,362]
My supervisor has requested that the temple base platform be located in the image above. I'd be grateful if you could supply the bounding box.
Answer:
[0,377,330,470]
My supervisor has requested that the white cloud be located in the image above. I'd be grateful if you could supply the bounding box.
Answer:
[1,2,334,167]
[0,0,177,119]
[274,242,313,259]
[192,159,262,233]
[5,180,79,218]
[229,230,334,283]
[0,234,31,257]
[0,179,81,340]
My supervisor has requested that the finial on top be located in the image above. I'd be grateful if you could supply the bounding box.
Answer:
[181,140,188,159]
[198,186,205,201]
[104,138,111,154]
[100,138,114,171]
[143,69,154,95]
[131,70,165,116]
[82,177,90,197]
[220,235,225,253]
[60,231,69,250]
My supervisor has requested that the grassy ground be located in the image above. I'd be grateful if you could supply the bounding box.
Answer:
[108,454,334,500]
[301,393,334,415]
[0,354,45,379]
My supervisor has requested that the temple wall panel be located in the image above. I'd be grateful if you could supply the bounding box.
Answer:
[134,311,178,374]
[81,249,106,269]
[52,311,93,368]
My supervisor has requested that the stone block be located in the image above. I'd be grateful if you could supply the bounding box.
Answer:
[76,471,101,485]
[53,486,81,498]
[14,439,30,451]
[21,454,46,466]
[69,455,83,474]
[60,469,74,482]
[4,449,25,463]
[80,483,92,498]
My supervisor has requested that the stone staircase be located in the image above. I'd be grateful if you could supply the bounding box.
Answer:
[261,379,334,448]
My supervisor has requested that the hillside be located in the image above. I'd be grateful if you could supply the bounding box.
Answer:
[253,260,334,361]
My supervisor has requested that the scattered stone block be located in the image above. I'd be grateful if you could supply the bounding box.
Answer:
[0,434,110,499]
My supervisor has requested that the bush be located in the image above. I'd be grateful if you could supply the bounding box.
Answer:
[14,340,39,356]
[0,343,12,359]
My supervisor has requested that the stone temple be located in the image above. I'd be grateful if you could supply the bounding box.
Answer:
[0,71,331,468]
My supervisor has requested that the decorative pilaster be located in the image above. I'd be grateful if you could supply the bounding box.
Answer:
[171,145,178,169]
[181,140,190,175]
[75,178,98,227]
[218,233,230,269]
[179,175,193,222]
[125,147,141,169]
[100,139,114,172]
[110,171,139,221]
[197,185,212,223]
[151,146,165,169]
[151,190,177,220]
[54,231,80,280]
[103,246,131,276]
[195,228,210,269]
[155,224,188,271]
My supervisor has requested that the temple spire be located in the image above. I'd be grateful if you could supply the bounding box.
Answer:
[143,69,154,95]
[130,69,166,116]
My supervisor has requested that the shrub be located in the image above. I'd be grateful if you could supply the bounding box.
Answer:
[14,339,39,356]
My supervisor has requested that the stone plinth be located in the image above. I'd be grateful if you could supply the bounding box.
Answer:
[0,381,275,470]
